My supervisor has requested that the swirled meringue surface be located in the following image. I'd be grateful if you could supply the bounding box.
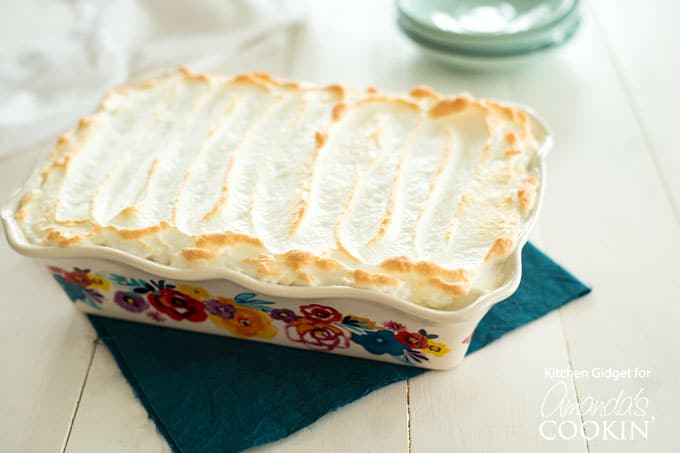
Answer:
[15,69,543,309]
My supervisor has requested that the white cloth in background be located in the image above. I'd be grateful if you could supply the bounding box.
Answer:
[0,0,306,158]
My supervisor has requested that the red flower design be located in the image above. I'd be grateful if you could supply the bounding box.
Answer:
[383,321,407,332]
[48,266,65,275]
[300,304,342,323]
[64,270,91,287]
[285,318,350,352]
[147,288,207,322]
[395,331,428,349]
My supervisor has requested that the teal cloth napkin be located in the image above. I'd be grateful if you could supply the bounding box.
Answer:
[88,243,589,453]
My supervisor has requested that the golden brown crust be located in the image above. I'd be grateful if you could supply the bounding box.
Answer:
[78,117,93,130]
[380,257,472,282]
[118,206,138,218]
[428,95,473,118]
[181,248,218,260]
[179,66,211,83]
[243,255,282,277]
[409,86,438,99]
[428,277,468,295]
[283,250,315,270]
[518,176,539,212]
[111,221,170,240]
[484,237,514,261]
[353,269,399,287]
[56,134,70,148]
[14,193,34,222]
[46,230,83,246]
[41,155,72,181]
[196,232,263,248]
[380,256,413,273]
[315,257,340,271]
[325,84,346,100]
[315,130,328,148]
[298,271,314,283]
[331,103,347,122]
[230,73,271,91]
[201,157,235,221]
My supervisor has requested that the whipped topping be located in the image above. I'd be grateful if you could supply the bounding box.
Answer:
[15,69,543,310]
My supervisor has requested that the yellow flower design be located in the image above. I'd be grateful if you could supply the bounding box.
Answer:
[176,284,211,300]
[87,274,110,291]
[209,305,277,339]
[423,340,450,357]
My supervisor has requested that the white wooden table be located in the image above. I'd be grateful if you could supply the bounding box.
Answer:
[1,1,678,452]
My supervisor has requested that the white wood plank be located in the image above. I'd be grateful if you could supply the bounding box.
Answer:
[64,344,171,453]
[588,0,680,216]
[513,6,680,453]
[409,311,585,453]
[0,147,98,452]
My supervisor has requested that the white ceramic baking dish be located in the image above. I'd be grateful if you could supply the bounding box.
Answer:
[1,105,551,370]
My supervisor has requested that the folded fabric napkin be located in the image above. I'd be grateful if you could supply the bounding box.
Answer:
[0,0,306,157]
[89,243,590,452]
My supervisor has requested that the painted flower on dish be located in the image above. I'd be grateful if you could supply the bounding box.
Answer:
[113,291,149,313]
[424,340,451,357]
[176,284,211,300]
[210,306,277,338]
[88,274,111,291]
[300,304,342,323]
[270,308,298,323]
[147,288,207,322]
[64,269,92,287]
[351,330,406,356]
[51,272,104,309]
[344,315,376,329]
[48,265,65,274]
[204,298,236,319]
[383,321,407,332]
[395,331,429,349]
[286,318,350,352]
[52,274,88,303]
[47,266,451,362]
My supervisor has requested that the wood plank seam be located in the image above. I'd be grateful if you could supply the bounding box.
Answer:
[587,2,680,227]
[61,340,99,453]
[406,379,413,453]
[558,312,591,453]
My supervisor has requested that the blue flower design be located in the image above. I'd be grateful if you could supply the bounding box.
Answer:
[53,274,87,303]
[351,330,406,356]
[52,274,103,309]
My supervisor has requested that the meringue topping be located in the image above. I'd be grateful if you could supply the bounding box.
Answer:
[15,69,544,310]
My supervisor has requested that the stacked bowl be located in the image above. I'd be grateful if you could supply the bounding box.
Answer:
[397,0,580,68]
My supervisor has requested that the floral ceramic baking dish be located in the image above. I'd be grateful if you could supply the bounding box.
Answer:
[1,70,551,369]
